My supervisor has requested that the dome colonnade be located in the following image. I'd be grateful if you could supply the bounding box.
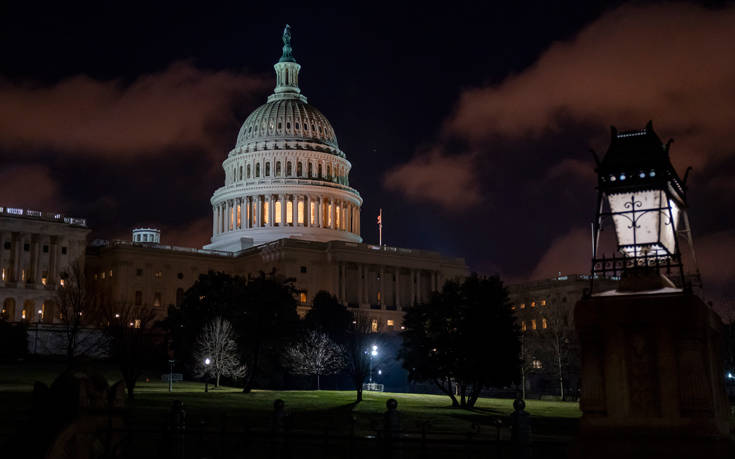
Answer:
[206,25,362,251]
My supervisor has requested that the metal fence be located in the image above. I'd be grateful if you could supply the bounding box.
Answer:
[79,401,568,459]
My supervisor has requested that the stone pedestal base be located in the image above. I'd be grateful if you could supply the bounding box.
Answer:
[573,291,734,458]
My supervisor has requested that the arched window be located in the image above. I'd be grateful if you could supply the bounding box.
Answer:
[318,164,323,178]
[2,298,15,321]
[308,163,313,178]
[247,164,251,178]
[297,162,303,177]
[255,163,260,177]
[239,166,243,180]
[287,161,292,176]
[327,164,332,179]
[265,162,271,176]
[276,161,281,177]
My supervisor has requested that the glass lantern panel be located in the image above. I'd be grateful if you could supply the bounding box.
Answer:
[607,190,677,257]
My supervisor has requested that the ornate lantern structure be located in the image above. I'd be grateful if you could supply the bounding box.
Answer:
[591,121,696,290]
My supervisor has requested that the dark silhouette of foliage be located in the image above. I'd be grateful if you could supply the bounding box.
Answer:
[304,291,352,343]
[400,274,521,408]
[163,270,300,392]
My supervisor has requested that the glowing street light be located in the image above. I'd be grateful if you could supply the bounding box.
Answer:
[369,345,379,383]
[204,357,212,392]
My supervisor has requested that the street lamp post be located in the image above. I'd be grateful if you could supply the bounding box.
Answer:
[204,357,211,392]
[168,360,175,393]
[369,345,378,384]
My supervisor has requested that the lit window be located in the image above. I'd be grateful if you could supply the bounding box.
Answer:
[387,319,394,327]
[377,291,381,302]
[263,201,269,225]
[286,201,293,224]
[1,268,5,281]
[101,272,106,279]
[297,200,304,224]
[521,321,527,332]
[41,271,48,285]
[59,279,65,287]
[531,319,537,330]
[532,359,543,369]
[520,303,526,309]
[299,292,307,304]
[275,200,282,224]
[22,309,26,320]
[154,271,163,279]
[542,318,548,329]
[511,305,516,311]
[310,202,316,225]
[153,292,161,308]
[531,301,536,307]
[21,269,25,281]
[94,273,98,280]
[541,300,546,306]
[371,319,378,333]
[134,319,141,329]
[109,270,113,278]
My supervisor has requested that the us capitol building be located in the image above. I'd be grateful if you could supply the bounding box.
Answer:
[0,27,467,334]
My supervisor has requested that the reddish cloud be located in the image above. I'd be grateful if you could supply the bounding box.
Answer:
[0,165,61,211]
[446,3,735,171]
[383,150,481,211]
[530,227,590,280]
[162,218,214,249]
[695,230,735,287]
[545,158,596,183]
[0,62,268,158]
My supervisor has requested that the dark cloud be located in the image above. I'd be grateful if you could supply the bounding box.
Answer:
[0,62,268,159]
[0,165,61,211]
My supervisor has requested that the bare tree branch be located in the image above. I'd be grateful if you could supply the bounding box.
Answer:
[193,317,246,388]
[282,330,345,390]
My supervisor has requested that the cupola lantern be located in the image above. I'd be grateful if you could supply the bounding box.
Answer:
[591,121,696,290]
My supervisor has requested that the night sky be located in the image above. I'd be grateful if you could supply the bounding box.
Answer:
[1,2,733,310]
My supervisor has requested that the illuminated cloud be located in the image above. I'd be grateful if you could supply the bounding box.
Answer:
[383,150,482,211]
[530,227,590,280]
[0,61,268,158]
[445,3,735,170]
[0,165,61,211]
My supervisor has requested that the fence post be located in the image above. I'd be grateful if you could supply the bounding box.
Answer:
[383,399,400,458]
[169,400,186,459]
[271,399,288,459]
[509,399,531,459]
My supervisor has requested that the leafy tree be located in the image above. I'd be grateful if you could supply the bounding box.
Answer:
[99,300,158,400]
[282,330,345,390]
[194,317,246,387]
[400,274,521,408]
[304,291,352,343]
[163,270,300,392]
[344,312,378,402]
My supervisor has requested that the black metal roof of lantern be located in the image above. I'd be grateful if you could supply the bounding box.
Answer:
[590,121,698,293]
[597,120,688,205]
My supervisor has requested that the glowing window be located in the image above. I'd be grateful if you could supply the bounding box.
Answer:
[109,270,112,278]
[263,201,269,225]
[297,200,304,224]
[310,202,316,224]
[21,269,25,281]
[336,206,340,228]
[299,292,307,304]
[153,293,161,308]
[511,305,516,311]
[1,268,5,281]
[521,321,527,332]
[531,319,537,330]
[531,301,536,307]
[275,200,282,224]
[59,279,65,287]
[387,319,394,327]
[286,201,293,224]
[101,271,105,280]
[541,300,546,306]
[22,309,26,320]
[237,204,241,227]
[154,271,162,279]
[371,319,378,333]
[134,319,141,329]
[377,291,381,302]
[532,359,543,369]
[520,303,526,309]
[542,318,548,329]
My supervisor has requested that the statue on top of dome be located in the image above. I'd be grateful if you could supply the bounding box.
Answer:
[279,24,296,63]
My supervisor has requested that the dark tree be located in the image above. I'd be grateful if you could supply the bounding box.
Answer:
[400,274,521,408]
[163,270,300,392]
[304,291,352,343]
[344,312,378,402]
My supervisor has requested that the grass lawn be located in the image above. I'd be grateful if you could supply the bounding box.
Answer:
[0,361,581,444]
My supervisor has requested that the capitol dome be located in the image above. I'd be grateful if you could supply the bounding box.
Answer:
[205,25,363,252]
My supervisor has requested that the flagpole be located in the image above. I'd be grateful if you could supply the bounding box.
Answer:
[378,208,383,247]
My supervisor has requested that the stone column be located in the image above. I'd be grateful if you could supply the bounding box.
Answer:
[394,268,401,309]
[254,196,261,227]
[339,262,346,304]
[305,195,311,227]
[212,206,217,235]
[316,197,322,228]
[330,198,336,229]
[279,194,285,226]
[225,200,230,232]
[293,195,299,226]
[30,235,40,284]
[48,236,58,284]
[357,264,364,307]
